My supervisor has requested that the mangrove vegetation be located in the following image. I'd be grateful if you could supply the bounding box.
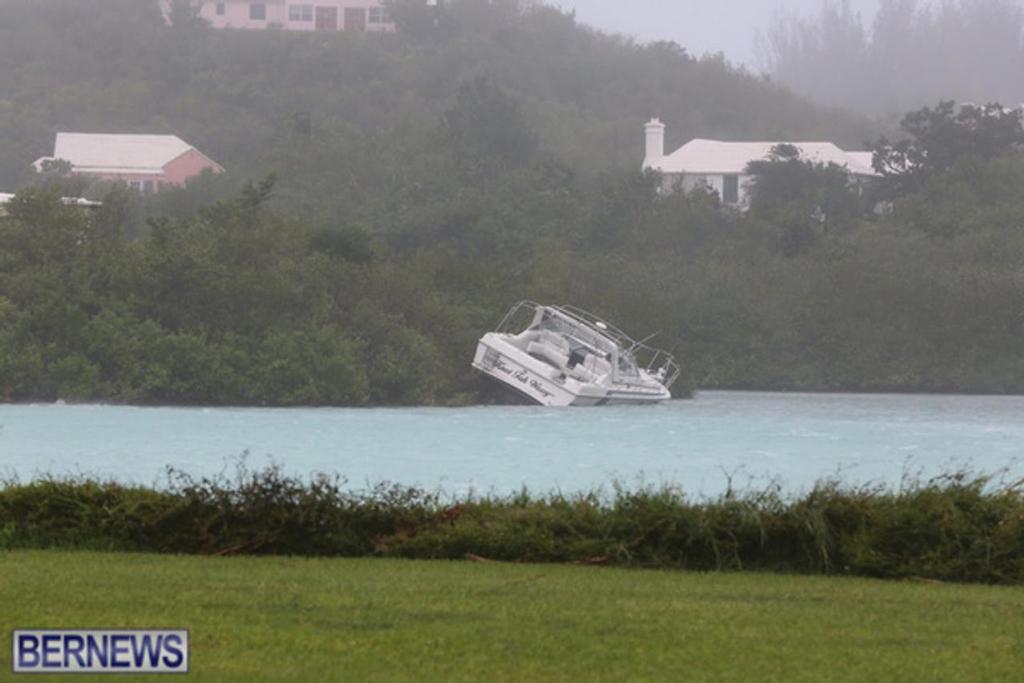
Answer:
[1,1,1024,404]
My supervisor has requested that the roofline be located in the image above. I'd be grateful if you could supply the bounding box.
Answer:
[54,131,188,139]
[682,138,849,146]
[652,164,878,177]
[163,147,225,174]
[44,133,224,174]
[70,167,167,175]
[34,157,170,175]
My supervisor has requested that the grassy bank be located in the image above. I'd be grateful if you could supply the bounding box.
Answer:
[3,551,1023,682]
[3,465,1024,585]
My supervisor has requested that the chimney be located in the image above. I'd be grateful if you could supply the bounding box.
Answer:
[643,118,665,169]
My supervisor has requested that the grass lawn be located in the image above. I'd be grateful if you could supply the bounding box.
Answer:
[1,551,1023,682]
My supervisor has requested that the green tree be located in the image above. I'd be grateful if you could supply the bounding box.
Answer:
[442,76,538,173]
[873,101,1024,197]
[746,144,865,255]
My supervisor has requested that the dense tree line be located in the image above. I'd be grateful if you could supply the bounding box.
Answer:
[3,99,1024,403]
[759,0,1024,116]
[1,1,1024,404]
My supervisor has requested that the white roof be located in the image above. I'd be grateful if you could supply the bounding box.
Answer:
[35,133,198,174]
[0,192,13,204]
[652,139,877,176]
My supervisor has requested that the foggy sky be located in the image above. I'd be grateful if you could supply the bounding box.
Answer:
[549,0,881,67]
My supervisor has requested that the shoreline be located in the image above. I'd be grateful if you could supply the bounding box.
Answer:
[5,387,1024,409]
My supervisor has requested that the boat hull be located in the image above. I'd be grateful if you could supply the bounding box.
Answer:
[472,334,670,407]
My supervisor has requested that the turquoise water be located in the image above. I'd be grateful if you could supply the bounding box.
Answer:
[1,391,1022,497]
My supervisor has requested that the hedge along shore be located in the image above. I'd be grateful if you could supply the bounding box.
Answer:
[2,463,1023,585]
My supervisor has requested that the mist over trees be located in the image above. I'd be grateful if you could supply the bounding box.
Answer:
[2,1,1024,404]
[0,0,870,203]
[759,0,1024,116]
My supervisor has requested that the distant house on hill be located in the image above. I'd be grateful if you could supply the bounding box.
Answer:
[642,119,876,209]
[33,133,224,193]
[161,0,396,32]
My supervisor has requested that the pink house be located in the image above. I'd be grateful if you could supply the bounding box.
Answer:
[162,0,396,32]
[34,133,224,193]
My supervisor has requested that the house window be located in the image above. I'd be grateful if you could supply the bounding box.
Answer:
[215,2,225,15]
[128,180,143,193]
[249,3,266,20]
[722,175,739,204]
[143,181,154,194]
[368,6,391,23]
[288,4,313,21]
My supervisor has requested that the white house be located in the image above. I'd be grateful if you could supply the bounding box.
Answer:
[34,133,223,193]
[642,119,877,208]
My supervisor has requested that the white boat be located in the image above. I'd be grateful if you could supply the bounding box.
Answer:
[472,301,680,406]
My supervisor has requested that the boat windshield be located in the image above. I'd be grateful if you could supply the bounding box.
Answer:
[617,351,639,377]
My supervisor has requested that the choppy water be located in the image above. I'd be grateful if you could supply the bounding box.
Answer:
[1,392,1022,497]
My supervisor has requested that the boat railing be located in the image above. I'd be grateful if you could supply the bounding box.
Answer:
[494,301,681,389]
[497,301,620,352]
[631,342,681,389]
[556,304,635,348]
[556,305,680,388]
[495,300,544,335]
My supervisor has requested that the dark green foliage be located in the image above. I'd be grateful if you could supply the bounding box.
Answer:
[2,466,1023,585]
[0,185,406,404]
[6,147,1024,402]
[442,76,538,171]
[873,101,1024,198]
[0,464,438,557]
[746,144,866,255]
[1,1,1024,403]
[310,226,375,264]
[0,0,868,197]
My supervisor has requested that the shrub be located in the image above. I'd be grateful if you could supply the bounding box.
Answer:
[1,465,1022,585]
